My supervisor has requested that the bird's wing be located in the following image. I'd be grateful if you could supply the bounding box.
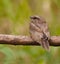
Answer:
[40,23,50,51]
[42,23,50,39]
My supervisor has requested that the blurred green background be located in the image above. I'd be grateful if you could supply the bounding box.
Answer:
[0,0,60,64]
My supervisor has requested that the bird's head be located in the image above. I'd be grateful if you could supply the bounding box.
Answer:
[30,15,46,23]
[30,16,40,20]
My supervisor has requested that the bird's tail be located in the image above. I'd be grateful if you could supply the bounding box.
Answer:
[40,40,50,52]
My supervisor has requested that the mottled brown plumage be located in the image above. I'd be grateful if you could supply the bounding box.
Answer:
[30,16,50,51]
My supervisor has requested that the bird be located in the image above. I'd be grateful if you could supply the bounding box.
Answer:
[29,15,50,51]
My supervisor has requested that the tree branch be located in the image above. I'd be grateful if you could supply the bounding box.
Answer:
[0,34,59,46]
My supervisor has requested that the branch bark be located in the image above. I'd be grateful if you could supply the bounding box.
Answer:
[0,34,59,46]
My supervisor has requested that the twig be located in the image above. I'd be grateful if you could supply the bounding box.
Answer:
[0,34,59,46]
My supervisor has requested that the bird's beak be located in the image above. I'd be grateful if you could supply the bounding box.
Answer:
[30,16,34,19]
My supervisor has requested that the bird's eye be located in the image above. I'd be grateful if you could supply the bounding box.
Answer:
[30,16,40,21]
[30,16,36,19]
[33,17,37,19]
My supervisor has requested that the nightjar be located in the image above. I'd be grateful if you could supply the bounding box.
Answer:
[30,16,50,51]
